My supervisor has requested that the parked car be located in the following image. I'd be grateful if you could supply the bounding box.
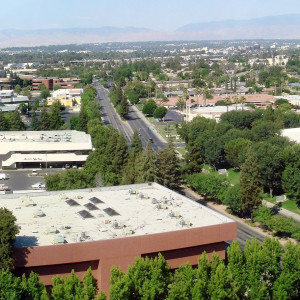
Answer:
[0,173,8,180]
[32,182,46,190]
[65,164,70,169]
[0,184,9,191]
[32,169,38,176]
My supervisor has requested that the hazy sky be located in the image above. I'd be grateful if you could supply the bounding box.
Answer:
[2,0,300,31]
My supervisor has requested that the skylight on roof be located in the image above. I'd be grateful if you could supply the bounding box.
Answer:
[103,207,120,216]
[77,210,94,219]
[84,203,99,211]
[66,199,80,206]
[89,197,104,204]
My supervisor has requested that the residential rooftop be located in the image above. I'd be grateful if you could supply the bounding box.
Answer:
[0,183,234,248]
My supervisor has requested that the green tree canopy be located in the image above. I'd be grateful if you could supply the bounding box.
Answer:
[0,208,19,270]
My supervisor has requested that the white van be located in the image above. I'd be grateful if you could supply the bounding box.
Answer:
[0,173,7,180]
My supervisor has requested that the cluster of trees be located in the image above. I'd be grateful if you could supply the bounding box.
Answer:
[111,60,161,86]
[109,238,300,300]
[0,268,105,300]
[180,107,300,226]
[30,101,65,131]
[0,109,26,131]
[2,237,298,299]
[254,206,300,241]
[258,66,287,90]
[0,208,19,270]
[45,122,180,191]
[142,99,168,120]
[84,125,180,189]
[108,84,129,118]
[70,84,100,132]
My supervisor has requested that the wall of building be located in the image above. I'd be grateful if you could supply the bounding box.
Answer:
[13,221,236,294]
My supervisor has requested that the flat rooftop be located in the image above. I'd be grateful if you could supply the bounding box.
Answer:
[0,183,234,248]
[0,130,90,144]
[0,130,92,155]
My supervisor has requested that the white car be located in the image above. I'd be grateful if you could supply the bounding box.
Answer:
[32,182,46,190]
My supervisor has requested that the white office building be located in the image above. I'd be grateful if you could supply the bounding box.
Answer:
[0,130,93,169]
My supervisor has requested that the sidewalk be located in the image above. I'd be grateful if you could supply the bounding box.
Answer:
[263,200,300,223]
[183,187,297,245]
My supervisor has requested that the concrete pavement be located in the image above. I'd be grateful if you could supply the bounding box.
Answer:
[263,200,300,223]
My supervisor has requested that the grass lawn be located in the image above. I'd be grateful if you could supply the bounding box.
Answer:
[227,169,240,185]
[175,147,187,156]
[135,103,143,111]
[281,200,300,215]
[262,193,300,215]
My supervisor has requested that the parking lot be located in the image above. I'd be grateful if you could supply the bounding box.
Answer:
[0,168,61,192]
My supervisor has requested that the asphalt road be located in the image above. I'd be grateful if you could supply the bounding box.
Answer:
[94,81,133,144]
[126,106,166,151]
[94,81,166,151]
[182,188,265,249]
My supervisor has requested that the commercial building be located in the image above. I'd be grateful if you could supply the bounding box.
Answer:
[0,130,92,169]
[47,88,83,107]
[2,183,237,293]
[0,90,29,104]
[32,77,81,90]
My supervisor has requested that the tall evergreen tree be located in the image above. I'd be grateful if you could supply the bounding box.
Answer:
[156,139,181,189]
[78,105,89,133]
[119,98,129,118]
[0,208,19,270]
[143,140,157,182]
[30,110,40,131]
[0,110,9,130]
[240,149,262,219]
[130,131,143,154]
[8,110,26,131]
[40,106,50,130]
[111,134,128,182]
[227,240,246,298]
[184,138,203,174]
[49,101,64,130]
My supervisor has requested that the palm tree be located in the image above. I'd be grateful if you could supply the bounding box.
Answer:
[239,95,246,111]
[195,86,200,106]
[225,96,231,112]
[233,95,240,110]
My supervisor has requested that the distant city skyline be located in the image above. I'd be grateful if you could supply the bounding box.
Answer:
[2,0,300,31]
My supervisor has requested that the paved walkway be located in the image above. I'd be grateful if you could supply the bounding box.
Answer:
[263,200,300,223]
[184,187,298,245]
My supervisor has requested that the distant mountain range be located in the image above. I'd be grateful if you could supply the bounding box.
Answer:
[1,14,300,48]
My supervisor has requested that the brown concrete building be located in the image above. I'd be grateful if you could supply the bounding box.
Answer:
[32,77,80,90]
[3,183,237,293]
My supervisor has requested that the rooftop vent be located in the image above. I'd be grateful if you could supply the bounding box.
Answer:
[103,207,120,216]
[53,235,65,245]
[84,203,99,211]
[77,210,94,219]
[66,199,80,206]
[34,209,45,218]
[169,210,175,218]
[152,198,158,204]
[89,197,104,204]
